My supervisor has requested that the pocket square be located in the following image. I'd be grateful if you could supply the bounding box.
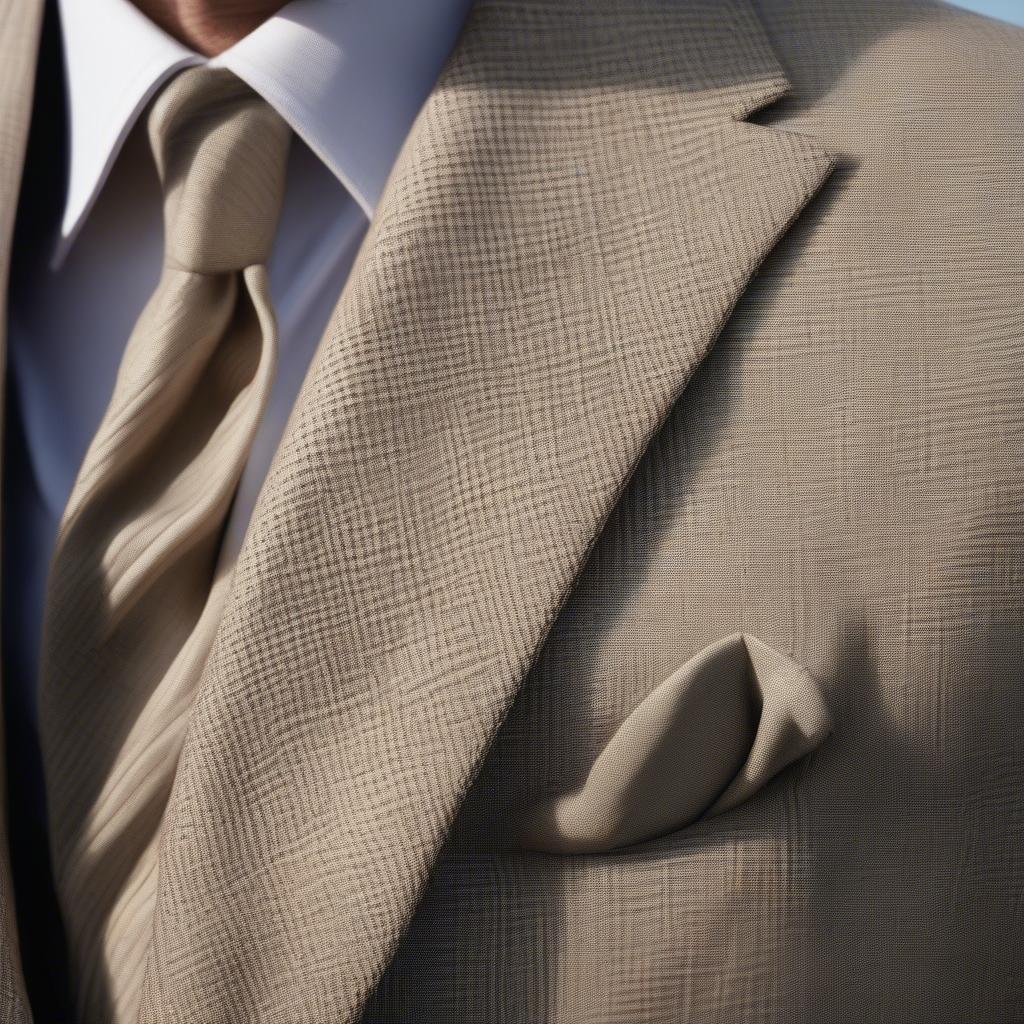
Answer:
[510,633,832,853]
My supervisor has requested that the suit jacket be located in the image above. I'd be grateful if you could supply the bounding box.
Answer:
[1,0,1022,1021]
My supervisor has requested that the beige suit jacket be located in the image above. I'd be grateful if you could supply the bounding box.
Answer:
[0,0,1022,1021]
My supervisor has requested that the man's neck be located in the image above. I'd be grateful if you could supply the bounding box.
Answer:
[129,0,290,56]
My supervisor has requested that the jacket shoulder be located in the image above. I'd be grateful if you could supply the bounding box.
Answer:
[755,0,1022,121]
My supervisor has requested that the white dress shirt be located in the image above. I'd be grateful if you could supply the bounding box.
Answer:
[6,0,472,725]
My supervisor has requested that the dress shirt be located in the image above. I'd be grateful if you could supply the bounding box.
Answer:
[6,0,473,735]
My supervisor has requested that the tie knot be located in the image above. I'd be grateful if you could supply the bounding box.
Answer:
[148,66,292,273]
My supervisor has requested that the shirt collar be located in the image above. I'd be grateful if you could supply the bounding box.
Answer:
[54,0,473,266]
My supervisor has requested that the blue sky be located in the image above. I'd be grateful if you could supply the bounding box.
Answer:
[946,0,1024,26]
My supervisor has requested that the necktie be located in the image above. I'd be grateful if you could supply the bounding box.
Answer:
[37,66,292,1021]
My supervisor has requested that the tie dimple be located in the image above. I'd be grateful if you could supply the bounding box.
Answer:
[151,65,291,272]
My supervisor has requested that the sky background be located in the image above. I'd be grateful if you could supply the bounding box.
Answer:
[946,0,1024,25]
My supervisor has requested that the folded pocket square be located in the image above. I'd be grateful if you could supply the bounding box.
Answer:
[509,633,832,853]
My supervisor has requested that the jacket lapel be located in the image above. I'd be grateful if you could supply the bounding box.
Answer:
[0,0,47,1017]
[142,2,835,1020]
[0,0,47,1018]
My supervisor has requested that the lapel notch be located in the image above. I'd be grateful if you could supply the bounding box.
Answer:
[141,3,835,1020]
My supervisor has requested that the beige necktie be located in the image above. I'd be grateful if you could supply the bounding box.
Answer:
[37,66,291,1021]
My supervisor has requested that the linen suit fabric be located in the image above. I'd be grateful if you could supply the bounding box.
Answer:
[367,3,1024,1022]
[0,0,47,1020]
[0,0,1019,1022]
[138,2,836,1020]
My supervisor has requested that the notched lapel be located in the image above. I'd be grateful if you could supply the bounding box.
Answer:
[141,3,835,1021]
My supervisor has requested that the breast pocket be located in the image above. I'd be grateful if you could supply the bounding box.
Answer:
[506,633,832,853]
